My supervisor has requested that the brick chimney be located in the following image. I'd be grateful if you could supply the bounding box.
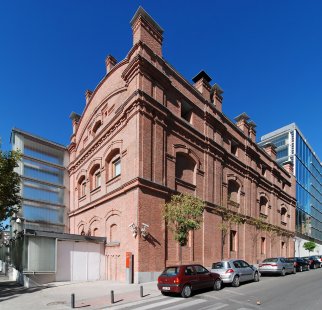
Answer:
[69,111,81,134]
[192,71,212,102]
[282,160,294,174]
[105,55,117,74]
[248,120,257,142]
[234,112,250,136]
[262,142,277,161]
[211,84,224,113]
[85,89,93,105]
[130,6,164,57]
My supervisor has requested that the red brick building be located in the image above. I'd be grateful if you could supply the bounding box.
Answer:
[68,7,296,283]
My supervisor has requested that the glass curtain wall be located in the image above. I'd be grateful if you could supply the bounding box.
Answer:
[295,133,322,240]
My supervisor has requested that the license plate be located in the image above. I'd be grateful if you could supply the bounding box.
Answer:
[162,287,170,291]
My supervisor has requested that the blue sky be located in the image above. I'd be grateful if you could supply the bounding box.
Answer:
[0,0,321,160]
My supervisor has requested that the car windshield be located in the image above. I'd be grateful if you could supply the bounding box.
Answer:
[212,262,230,269]
[161,267,180,276]
[262,258,278,263]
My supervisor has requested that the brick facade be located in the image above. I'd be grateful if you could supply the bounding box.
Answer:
[68,7,296,283]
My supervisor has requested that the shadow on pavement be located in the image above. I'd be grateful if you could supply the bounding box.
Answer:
[0,274,47,303]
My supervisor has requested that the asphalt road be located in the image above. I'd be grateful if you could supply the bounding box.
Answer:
[110,268,322,310]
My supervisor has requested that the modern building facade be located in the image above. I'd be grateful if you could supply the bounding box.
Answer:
[11,128,69,233]
[6,129,106,287]
[260,123,322,256]
[68,7,296,283]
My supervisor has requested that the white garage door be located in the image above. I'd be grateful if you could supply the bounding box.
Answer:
[56,240,102,282]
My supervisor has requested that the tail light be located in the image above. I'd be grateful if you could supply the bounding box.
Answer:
[294,262,298,266]
[225,269,234,273]
[173,277,180,284]
[157,277,161,283]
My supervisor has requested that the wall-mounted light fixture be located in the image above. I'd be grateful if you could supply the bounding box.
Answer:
[128,223,138,238]
[140,223,149,239]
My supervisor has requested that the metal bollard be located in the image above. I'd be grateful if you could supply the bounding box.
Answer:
[111,290,114,304]
[71,293,75,308]
[140,285,143,298]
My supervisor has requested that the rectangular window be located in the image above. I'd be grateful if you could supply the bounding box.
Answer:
[261,237,266,254]
[230,230,237,252]
[113,158,121,177]
[231,140,238,156]
[94,171,101,188]
[81,181,86,197]
[181,101,192,123]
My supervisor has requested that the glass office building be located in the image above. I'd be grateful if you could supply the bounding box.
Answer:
[11,128,69,233]
[259,123,322,248]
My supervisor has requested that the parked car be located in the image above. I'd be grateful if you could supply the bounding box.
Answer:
[303,256,321,269]
[258,257,295,276]
[157,264,222,298]
[288,257,310,272]
[211,259,260,287]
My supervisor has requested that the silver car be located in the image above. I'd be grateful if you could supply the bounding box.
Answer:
[211,259,260,287]
[259,257,295,276]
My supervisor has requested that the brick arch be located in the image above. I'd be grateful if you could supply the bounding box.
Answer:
[103,140,123,161]
[173,144,201,170]
[89,216,102,237]
[89,113,103,133]
[76,169,87,182]
[77,221,86,235]
[227,175,242,204]
[88,158,102,174]
[104,209,122,243]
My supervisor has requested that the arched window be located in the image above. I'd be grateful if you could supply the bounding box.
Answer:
[90,164,101,190]
[106,149,121,181]
[78,175,86,198]
[228,179,240,204]
[93,228,99,236]
[260,196,268,215]
[281,207,287,224]
[110,224,118,242]
[78,224,85,235]
[92,120,102,134]
[175,153,196,184]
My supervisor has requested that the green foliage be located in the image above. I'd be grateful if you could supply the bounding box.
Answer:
[163,194,205,246]
[0,150,22,231]
[303,241,317,253]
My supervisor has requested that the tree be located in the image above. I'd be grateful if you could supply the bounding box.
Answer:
[163,193,205,247]
[0,150,22,231]
[303,241,317,255]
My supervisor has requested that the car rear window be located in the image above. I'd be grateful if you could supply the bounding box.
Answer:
[161,267,180,276]
[262,258,278,263]
[212,262,230,269]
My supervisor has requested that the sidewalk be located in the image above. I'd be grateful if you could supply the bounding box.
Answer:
[0,273,160,309]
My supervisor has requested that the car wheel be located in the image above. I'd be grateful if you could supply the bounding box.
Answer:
[293,267,297,274]
[181,285,192,298]
[213,278,222,291]
[299,266,303,272]
[281,268,286,276]
[232,275,240,287]
[253,272,260,282]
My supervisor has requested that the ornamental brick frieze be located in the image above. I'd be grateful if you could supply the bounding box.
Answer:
[69,100,141,173]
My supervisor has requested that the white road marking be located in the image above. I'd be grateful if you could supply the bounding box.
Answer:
[109,295,165,309]
[224,289,245,296]
[134,298,181,310]
[164,299,207,309]
[197,302,229,310]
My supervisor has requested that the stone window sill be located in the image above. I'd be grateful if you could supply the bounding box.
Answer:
[90,186,101,195]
